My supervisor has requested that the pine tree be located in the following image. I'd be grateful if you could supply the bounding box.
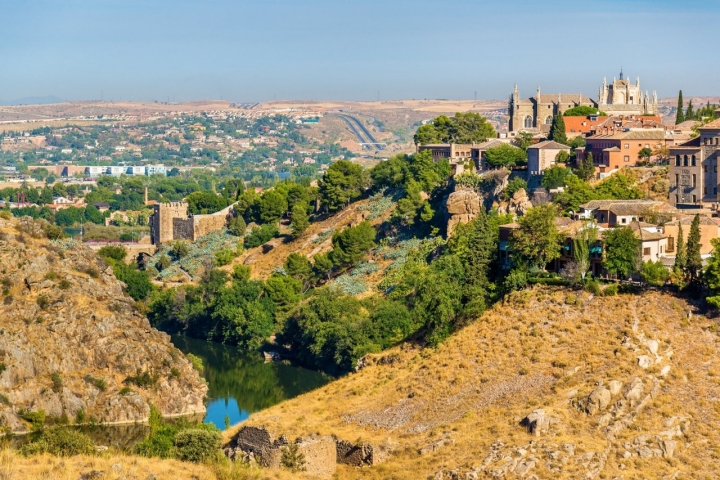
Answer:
[675,90,685,125]
[290,203,310,239]
[549,113,568,145]
[686,214,702,279]
[674,222,686,275]
[576,152,595,181]
[686,99,695,121]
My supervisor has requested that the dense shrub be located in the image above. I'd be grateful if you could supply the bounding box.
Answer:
[174,428,222,463]
[124,369,159,388]
[18,409,46,430]
[245,223,279,248]
[20,426,95,457]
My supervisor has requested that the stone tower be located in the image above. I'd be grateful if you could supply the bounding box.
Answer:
[150,202,189,246]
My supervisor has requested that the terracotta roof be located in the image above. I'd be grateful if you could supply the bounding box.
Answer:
[528,140,571,150]
[580,199,672,215]
[564,116,607,134]
[701,118,720,129]
[629,222,667,241]
[589,129,665,141]
[666,215,720,226]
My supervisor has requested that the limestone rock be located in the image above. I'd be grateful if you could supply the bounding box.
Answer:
[638,355,653,369]
[607,380,623,396]
[521,409,559,436]
[625,378,645,405]
[586,387,612,415]
[0,219,207,433]
[446,189,482,236]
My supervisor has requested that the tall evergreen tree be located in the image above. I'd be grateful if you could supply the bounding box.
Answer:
[686,214,702,279]
[576,152,595,181]
[686,99,695,121]
[674,222,686,274]
[549,113,568,145]
[675,90,685,125]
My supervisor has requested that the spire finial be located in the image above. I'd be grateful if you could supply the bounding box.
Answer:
[619,67,624,80]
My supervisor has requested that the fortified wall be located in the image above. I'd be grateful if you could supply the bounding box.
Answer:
[150,202,233,245]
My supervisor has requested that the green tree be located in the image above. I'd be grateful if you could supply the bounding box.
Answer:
[686,99,695,121]
[83,205,105,225]
[513,131,534,151]
[318,160,368,212]
[675,90,685,125]
[329,221,376,267]
[641,260,669,287]
[563,106,607,116]
[704,238,720,308]
[573,225,598,283]
[549,113,568,145]
[284,253,313,290]
[638,147,653,162]
[541,166,572,189]
[603,227,641,278]
[673,222,686,275]
[576,152,595,181]
[228,215,247,236]
[686,214,702,279]
[510,204,562,270]
[258,190,288,223]
[555,150,570,164]
[312,253,334,281]
[483,144,527,168]
[504,177,527,200]
[370,154,410,189]
[413,113,495,145]
[290,203,310,238]
[172,240,189,259]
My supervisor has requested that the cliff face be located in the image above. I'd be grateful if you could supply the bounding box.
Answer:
[0,218,207,433]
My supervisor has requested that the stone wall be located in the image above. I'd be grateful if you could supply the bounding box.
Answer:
[193,211,230,239]
[172,217,195,241]
[150,201,232,245]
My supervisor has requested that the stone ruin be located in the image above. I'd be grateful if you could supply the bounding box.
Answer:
[225,425,391,478]
[149,201,234,246]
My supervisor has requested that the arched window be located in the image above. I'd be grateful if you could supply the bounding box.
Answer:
[545,116,553,125]
[676,155,681,166]
[692,155,697,166]
[524,116,533,128]
[684,155,689,167]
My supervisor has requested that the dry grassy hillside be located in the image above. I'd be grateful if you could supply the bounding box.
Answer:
[228,287,720,479]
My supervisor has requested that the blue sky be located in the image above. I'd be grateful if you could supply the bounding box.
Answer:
[0,0,716,102]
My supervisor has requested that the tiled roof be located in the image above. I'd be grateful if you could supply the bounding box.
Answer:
[666,215,720,226]
[701,118,720,129]
[629,222,667,241]
[564,115,607,134]
[580,199,672,215]
[528,140,571,150]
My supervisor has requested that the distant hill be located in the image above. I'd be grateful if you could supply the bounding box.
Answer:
[0,95,64,106]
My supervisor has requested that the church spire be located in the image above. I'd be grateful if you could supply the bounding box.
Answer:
[619,67,624,80]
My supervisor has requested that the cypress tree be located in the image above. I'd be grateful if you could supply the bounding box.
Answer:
[675,90,685,125]
[674,222,686,274]
[549,113,568,145]
[686,214,702,279]
[686,100,695,121]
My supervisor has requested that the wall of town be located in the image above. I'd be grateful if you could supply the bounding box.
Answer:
[150,201,232,245]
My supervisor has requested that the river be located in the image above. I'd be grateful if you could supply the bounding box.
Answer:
[170,335,331,430]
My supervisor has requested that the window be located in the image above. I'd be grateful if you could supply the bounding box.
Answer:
[675,173,679,186]
[624,156,630,162]
[693,174,697,187]
[693,195,697,202]
[684,155,688,166]
[624,143,629,149]
[621,218,627,224]
[545,116,553,125]
[676,155,681,166]
[692,155,697,166]
[524,116,533,128]
[645,144,650,148]
[705,165,708,172]
[643,247,651,256]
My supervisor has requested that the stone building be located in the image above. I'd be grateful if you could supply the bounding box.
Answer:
[149,201,233,246]
[668,116,720,206]
[578,128,666,178]
[508,84,596,132]
[526,140,571,175]
[597,70,658,116]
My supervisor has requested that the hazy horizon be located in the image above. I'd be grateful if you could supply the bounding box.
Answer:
[2,0,717,103]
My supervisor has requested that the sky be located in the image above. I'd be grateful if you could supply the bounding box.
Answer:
[1,0,718,103]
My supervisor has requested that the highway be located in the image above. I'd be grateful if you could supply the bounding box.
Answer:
[333,113,385,150]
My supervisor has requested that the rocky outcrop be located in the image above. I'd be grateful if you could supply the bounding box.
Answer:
[446,189,482,236]
[497,188,533,217]
[0,219,207,433]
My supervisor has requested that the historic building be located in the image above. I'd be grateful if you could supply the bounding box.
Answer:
[597,70,658,116]
[508,84,596,132]
[668,116,720,206]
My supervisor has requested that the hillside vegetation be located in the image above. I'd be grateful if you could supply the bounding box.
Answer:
[230,288,720,479]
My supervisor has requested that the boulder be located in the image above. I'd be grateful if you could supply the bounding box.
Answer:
[521,409,559,436]
[637,355,653,369]
[607,380,623,396]
[446,189,482,236]
[586,387,612,415]
[625,378,645,406]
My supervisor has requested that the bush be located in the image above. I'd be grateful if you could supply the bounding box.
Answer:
[18,409,46,430]
[280,443,307,473]
[0,210,11,220]
[245,223,278,249]
[585,280,601,295]
[20,426,95,457]
[124,369,159,388]
[51,371,63,393]
[97,245,128,262]
[187,353,203,372]
[58,279,71,290]
[603,283,618,296]
[83,374,107,391]
[36,295,50,310]
[174,428,222,463]
[43,223,66,240]
[214,249,235,266]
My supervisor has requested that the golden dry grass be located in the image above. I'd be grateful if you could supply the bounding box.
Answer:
[224,287,720,479]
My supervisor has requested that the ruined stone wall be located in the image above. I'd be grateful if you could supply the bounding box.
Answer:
[193,211,229,239]
[172,217,194,241]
